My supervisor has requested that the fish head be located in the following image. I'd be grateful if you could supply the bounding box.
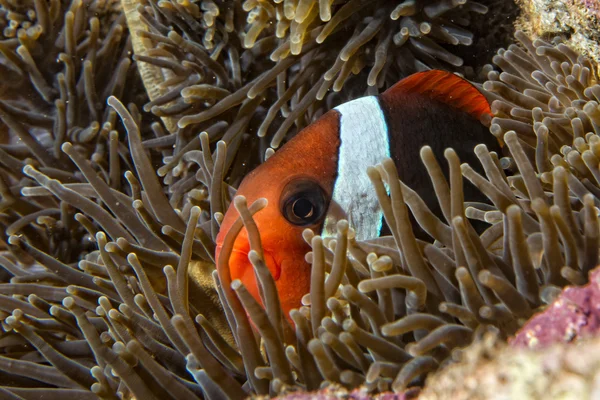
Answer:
[215,111,341,318]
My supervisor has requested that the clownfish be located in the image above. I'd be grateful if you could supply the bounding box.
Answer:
[215,70,501,317]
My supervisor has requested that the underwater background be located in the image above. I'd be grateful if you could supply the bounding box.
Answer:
[1,0,600,398]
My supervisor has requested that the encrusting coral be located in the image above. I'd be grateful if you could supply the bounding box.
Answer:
[516,0,600,66]
[0,0,600,399]
[419,332,600,400]
[511,264,600,349]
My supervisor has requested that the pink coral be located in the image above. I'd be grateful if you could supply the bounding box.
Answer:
[511,267,600,348]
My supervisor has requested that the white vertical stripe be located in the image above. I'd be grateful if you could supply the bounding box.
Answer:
[322,96,390,240]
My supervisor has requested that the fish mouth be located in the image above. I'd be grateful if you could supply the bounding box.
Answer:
[229,248,282,282]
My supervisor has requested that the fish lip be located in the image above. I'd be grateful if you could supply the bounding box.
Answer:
[229,248,282,281]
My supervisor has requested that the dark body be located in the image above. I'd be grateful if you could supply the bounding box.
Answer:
[377,91,502,236]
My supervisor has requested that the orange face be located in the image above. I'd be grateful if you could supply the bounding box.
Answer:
[215,111,341,318]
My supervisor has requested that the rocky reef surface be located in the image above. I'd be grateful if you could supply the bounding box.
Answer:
[517,0,600,65]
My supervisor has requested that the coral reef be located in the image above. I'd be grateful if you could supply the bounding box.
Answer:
[0,0,599,399]
[275,385,417,400]
[517,0,600,66]
[418,333,600,400]
[511,264,600,348]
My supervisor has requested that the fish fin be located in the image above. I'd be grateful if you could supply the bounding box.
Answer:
[388,70,491,120]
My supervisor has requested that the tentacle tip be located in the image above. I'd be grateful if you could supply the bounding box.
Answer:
[443,148,457,158]
[60,142,73,152]
[478,270,491,283]
[474,143,488,153]
[107,95,118,106]
[503,130,517,141]
[233,195,248,208]
[231,279,242,290]
[5,316,18,327]
[342,318,356,332]
[190,205,202,217]
[22,164,35,175]
[62,296,75,309]
[420,145,433,155]
[163,264,175,274]
[7,235,21,245]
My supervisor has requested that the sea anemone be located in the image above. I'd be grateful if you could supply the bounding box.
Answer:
[1,0,600,397]
[124,0,502,197]
[0,0,140,138]
[0,0,146,245]
[1,22,600,397]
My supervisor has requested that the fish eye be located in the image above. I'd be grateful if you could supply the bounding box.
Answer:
[292,198,314,219]
[281,179,328,226]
